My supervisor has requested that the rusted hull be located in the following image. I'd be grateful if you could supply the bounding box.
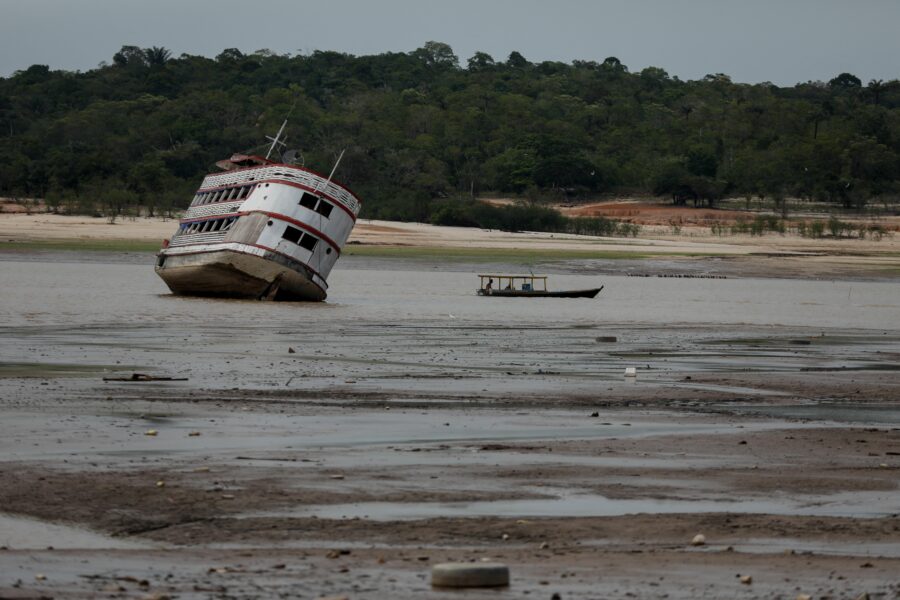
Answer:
[155,249,326,302]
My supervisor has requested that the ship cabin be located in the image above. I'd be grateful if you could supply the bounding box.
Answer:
[477,274,548,294]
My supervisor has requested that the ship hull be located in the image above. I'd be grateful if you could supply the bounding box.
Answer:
[156,248,326,302]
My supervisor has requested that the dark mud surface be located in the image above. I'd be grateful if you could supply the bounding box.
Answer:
[1,252,899,598]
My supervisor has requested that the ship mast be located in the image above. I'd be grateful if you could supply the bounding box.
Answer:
[265,119,288,160]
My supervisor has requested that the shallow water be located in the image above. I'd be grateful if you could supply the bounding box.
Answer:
[256,488,900,521]
[1,255,898,329]
[0,513,152,550]
[1,254,898,399]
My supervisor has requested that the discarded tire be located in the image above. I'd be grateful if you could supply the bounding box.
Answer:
[431,562,510,588]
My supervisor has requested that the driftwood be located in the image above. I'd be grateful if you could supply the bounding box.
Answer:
[102,373,188,382]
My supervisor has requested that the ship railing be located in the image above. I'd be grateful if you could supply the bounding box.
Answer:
[168,231,229,248]
[201,166,360,215]
[183,201,243,220]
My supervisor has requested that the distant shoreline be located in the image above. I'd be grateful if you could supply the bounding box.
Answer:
[1,213,898,280]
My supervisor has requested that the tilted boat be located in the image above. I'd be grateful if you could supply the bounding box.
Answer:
[476,274,603,298]
[155,123,361,301]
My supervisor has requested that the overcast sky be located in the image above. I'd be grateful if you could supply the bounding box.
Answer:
[1,0,898,86]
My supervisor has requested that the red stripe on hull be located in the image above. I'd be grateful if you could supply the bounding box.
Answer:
[242,210,342,255]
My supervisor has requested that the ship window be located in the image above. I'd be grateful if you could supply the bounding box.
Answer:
[315,201,333,218]
[298,233,318,251]
[299,192,318,210]
[282,225,303,245]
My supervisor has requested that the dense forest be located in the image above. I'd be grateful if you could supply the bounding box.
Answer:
[1,42,899,230]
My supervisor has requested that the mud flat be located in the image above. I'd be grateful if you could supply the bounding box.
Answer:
[1,251,899,599]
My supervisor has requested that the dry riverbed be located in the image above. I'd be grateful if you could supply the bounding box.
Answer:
[1,248,899,599]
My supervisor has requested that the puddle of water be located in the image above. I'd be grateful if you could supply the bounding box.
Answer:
[0,513,154,550]
[275,489,899,521]
[723,404,900,424]
[0,407,795,466]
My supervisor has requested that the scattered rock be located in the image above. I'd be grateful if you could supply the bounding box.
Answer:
[34,573,46,581]
[288,347,296,354]
[315,596,348,600]
[596,336,617,343]
[795,594,812,600]
[690,534,706,546]
[155,480,165,488]
[431,562,510,588]
[145,429,158,436]
[188,431,201,437]
[854,593,870,600]
[590,412,599,417]
[740,575,752,585]
[330,474,345,480]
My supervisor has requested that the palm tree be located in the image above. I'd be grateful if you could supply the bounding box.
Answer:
[868,79,885,105]
[144,46,172,67]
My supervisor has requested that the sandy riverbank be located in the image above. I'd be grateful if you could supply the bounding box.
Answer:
[2,212,899,279]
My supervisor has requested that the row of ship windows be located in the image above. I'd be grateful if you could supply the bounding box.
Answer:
[191,184,336,221]
[177,216,238,235]
[192,185,254,206]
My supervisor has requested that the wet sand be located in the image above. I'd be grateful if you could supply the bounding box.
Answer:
[1,251,899,599]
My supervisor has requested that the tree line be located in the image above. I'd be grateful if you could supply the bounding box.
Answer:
[1,42,898,231]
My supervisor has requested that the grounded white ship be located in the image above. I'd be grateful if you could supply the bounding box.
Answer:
[155,128,361,301]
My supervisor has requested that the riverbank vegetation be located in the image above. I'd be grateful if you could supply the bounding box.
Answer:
[2,43,899,234]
